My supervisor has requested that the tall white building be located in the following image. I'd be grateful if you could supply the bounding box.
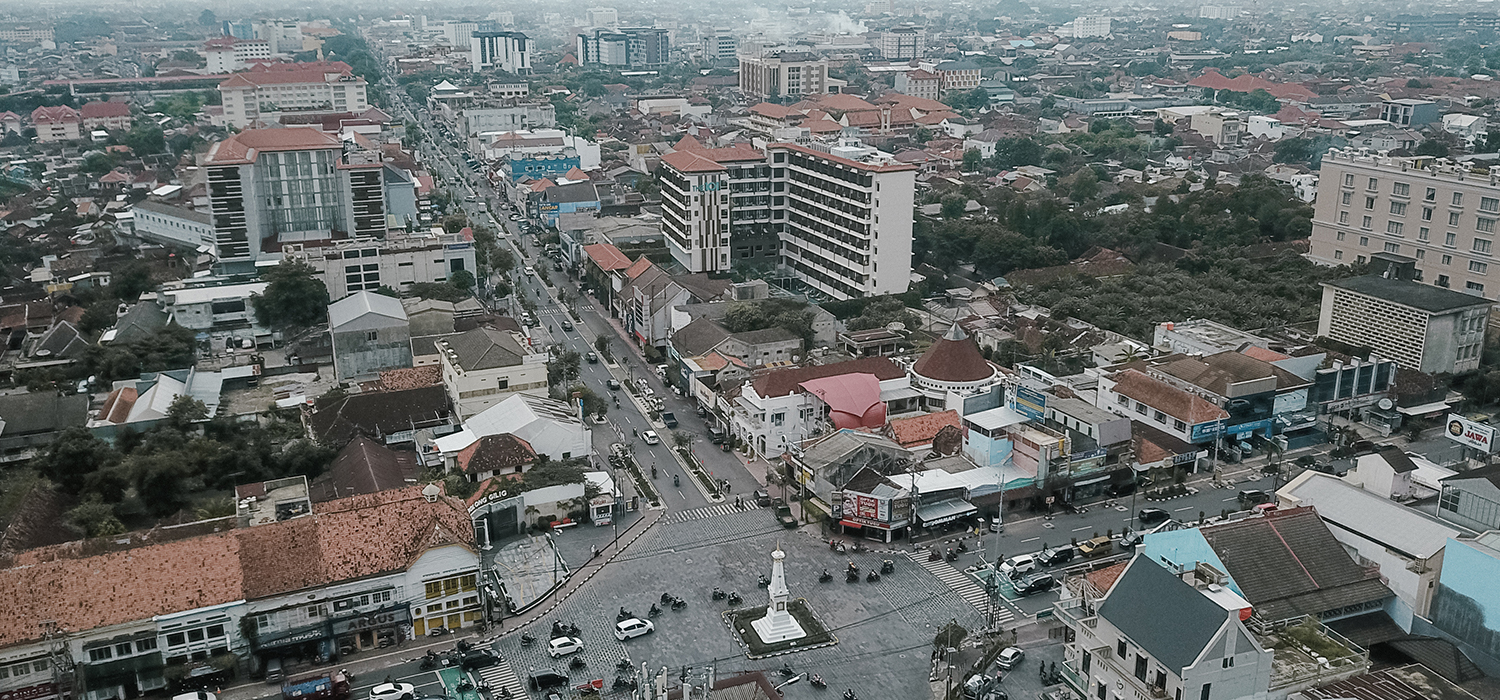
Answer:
[658,138,916,299]
[878,26,926,59]
[738,51,833,101]
[1198,4,1240,19]
[585,7,619,29]
[204,128,388,267]
[217,61,368,128]
[443,22,479,48]
[202,36,271,73]
[709,28,738,61]
[470,31,532,73]
[1072,16,1112,38]
[253,20,303,55]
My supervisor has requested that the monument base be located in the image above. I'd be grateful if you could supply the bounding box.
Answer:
[752,609,807,643]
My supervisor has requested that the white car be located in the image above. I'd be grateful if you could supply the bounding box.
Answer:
[369,683,415,700]
[524,266,535,276]
[996,646,1025,669]
[999,554,1037,580]
[547,636,583,658]
[642,430,661,445]
[614,618,655,640]
[594,413,608,424]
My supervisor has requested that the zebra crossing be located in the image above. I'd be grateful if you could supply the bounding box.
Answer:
[473,659,526,699]
[908,552,1014,625]
[667,502,752,523]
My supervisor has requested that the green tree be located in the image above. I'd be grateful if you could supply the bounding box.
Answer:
[941,194,967,219]
[1071,168,1100,202]
[1415,139,1450,157]
[79,299,120,334]
[37,427,119,496]
[594,335,612,362]
[198,9,217,26]
[548,350,582,387]
[962,148,982,171]
[449,269,475,292]
[1274,138,1312,165]
[571,384,607,417]
[405,281,469,302]
[66,497,125,538]
[166,395,209,429]
[253,261,330,328]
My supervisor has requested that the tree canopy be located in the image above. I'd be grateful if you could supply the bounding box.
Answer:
[253,262,330,328]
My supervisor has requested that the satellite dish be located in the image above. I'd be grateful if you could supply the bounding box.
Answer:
[1378,398,1394,410]
[885,322,906,332]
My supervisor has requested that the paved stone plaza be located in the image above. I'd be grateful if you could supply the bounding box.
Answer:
[495,508,987,698]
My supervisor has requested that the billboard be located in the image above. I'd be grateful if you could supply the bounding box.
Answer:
[840,493,890,522]
[1012,386,1046,421]
[1446,414,1495,452]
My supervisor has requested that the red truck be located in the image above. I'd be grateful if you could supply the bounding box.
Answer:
[282,672,351,700]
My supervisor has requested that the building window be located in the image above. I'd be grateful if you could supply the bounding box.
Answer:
[1359,236,1369,246]
[115,643,133,657]
[1334,250,1343,260]
[1135,401,1147,415]
[1389,202,1407,216]
[1364,196,1375,210]
[88,648,112,662]
[1154,410,1166,422]
[1426,187,1437,201]
[367,330,378,341]
[1117,639,1128,658]
[1174,419,1187,431]
[1440,488,1460,512]
[1336,229,1347,240]
[1387,221,1403,236]
[1419,227,1431,240]
[1467,281,1485,294]
[1484,197,1500,213]
[1357,255,1366,263]
[1368,177,1378,191]
[1117,394,1129,406]
[1344,174,1355,187]
[1438,274,1451,287]
[1476,239,1493,255]
[1454,192,1464,207]
[1443,254,1453,265]
[1361,217,1372,231]
[136,638,158,653]
[1451,211,1463,227]
[1447,232,1458,247]
[1222,657,1235,668]
[166,632,185,647]
[1201,683,1212,700]
[1384,243,1400,253]
[1480,218,1497,233]
[1341,191,1352,205]
[1423,207,1433,221]
[1338,212,1349,225]
[1393,182,1410,197]
[1416,249,1425,259]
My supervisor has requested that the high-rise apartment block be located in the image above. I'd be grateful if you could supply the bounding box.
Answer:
[585,7,619,28]
[709,28,738,61]
[739,51,833,101]
[576,27,669,68]
[878,27,925,60]
[217,61,368,128]
[1072,16,1113,37]
[202,35,271,73]
[1309,149,1500,300]
[470,31,532,73]
[204,129,387,267]
[659,138,915,300]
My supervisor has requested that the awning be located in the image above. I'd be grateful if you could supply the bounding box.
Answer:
[1398,400,1453,416]
[1074,475,1110,487]
[880,386,924,401]
[839,520,863,529]
[915,498,976,526]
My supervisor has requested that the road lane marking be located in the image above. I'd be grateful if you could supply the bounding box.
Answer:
[1071,525,1092,532]
[1021,537,1039,543]
[1174,506,1195,512]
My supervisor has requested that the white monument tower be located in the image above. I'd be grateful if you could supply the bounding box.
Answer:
[752,547,806,643]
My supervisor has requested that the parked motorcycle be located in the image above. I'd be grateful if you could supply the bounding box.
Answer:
[612,676,638,691]
[648,604,662,617]
[616,659,632,673]
[819,569,833,583]
[617,607,633,622]
[569,656,587,670]
[712,587,727,600]
[727,592,743,606]
[520,633,536,647]
[671,598,687,611]
[419,652,439,671]
[661,592,674,604]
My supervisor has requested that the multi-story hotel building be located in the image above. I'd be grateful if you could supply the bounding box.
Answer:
[217,61,368,128]
[1309,148,1500,299]
[204,128,387,269]
[470,31,532,74]
[659,137,915,300]
[738,51,832,101]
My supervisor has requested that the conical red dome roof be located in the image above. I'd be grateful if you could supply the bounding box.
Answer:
[912,324,995,383]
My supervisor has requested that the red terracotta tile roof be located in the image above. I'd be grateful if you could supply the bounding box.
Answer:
[888,410,962,447]
[236,485,474,599]
[455,434,535,476]
[0,532,245,647]
[207,127,345,165]
[1186,68,1316,101]
[673,135,708,152]
[750,357,906,399]
[749,103,797,119]
[583,243,633,272]
[218,60,357,88]
[81,101,131,119]
[814,93,879,113]
[1240,346,1289,363]
[1086,561,1128,595]
[1111,369,1228,424]
[625,256,656,280]
[30,105,79,124]
[662,149,726,173]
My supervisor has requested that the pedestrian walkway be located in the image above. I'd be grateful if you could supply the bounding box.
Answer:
[473,661,525,699]
[908,552,1014,626]
[668,502,752,523]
